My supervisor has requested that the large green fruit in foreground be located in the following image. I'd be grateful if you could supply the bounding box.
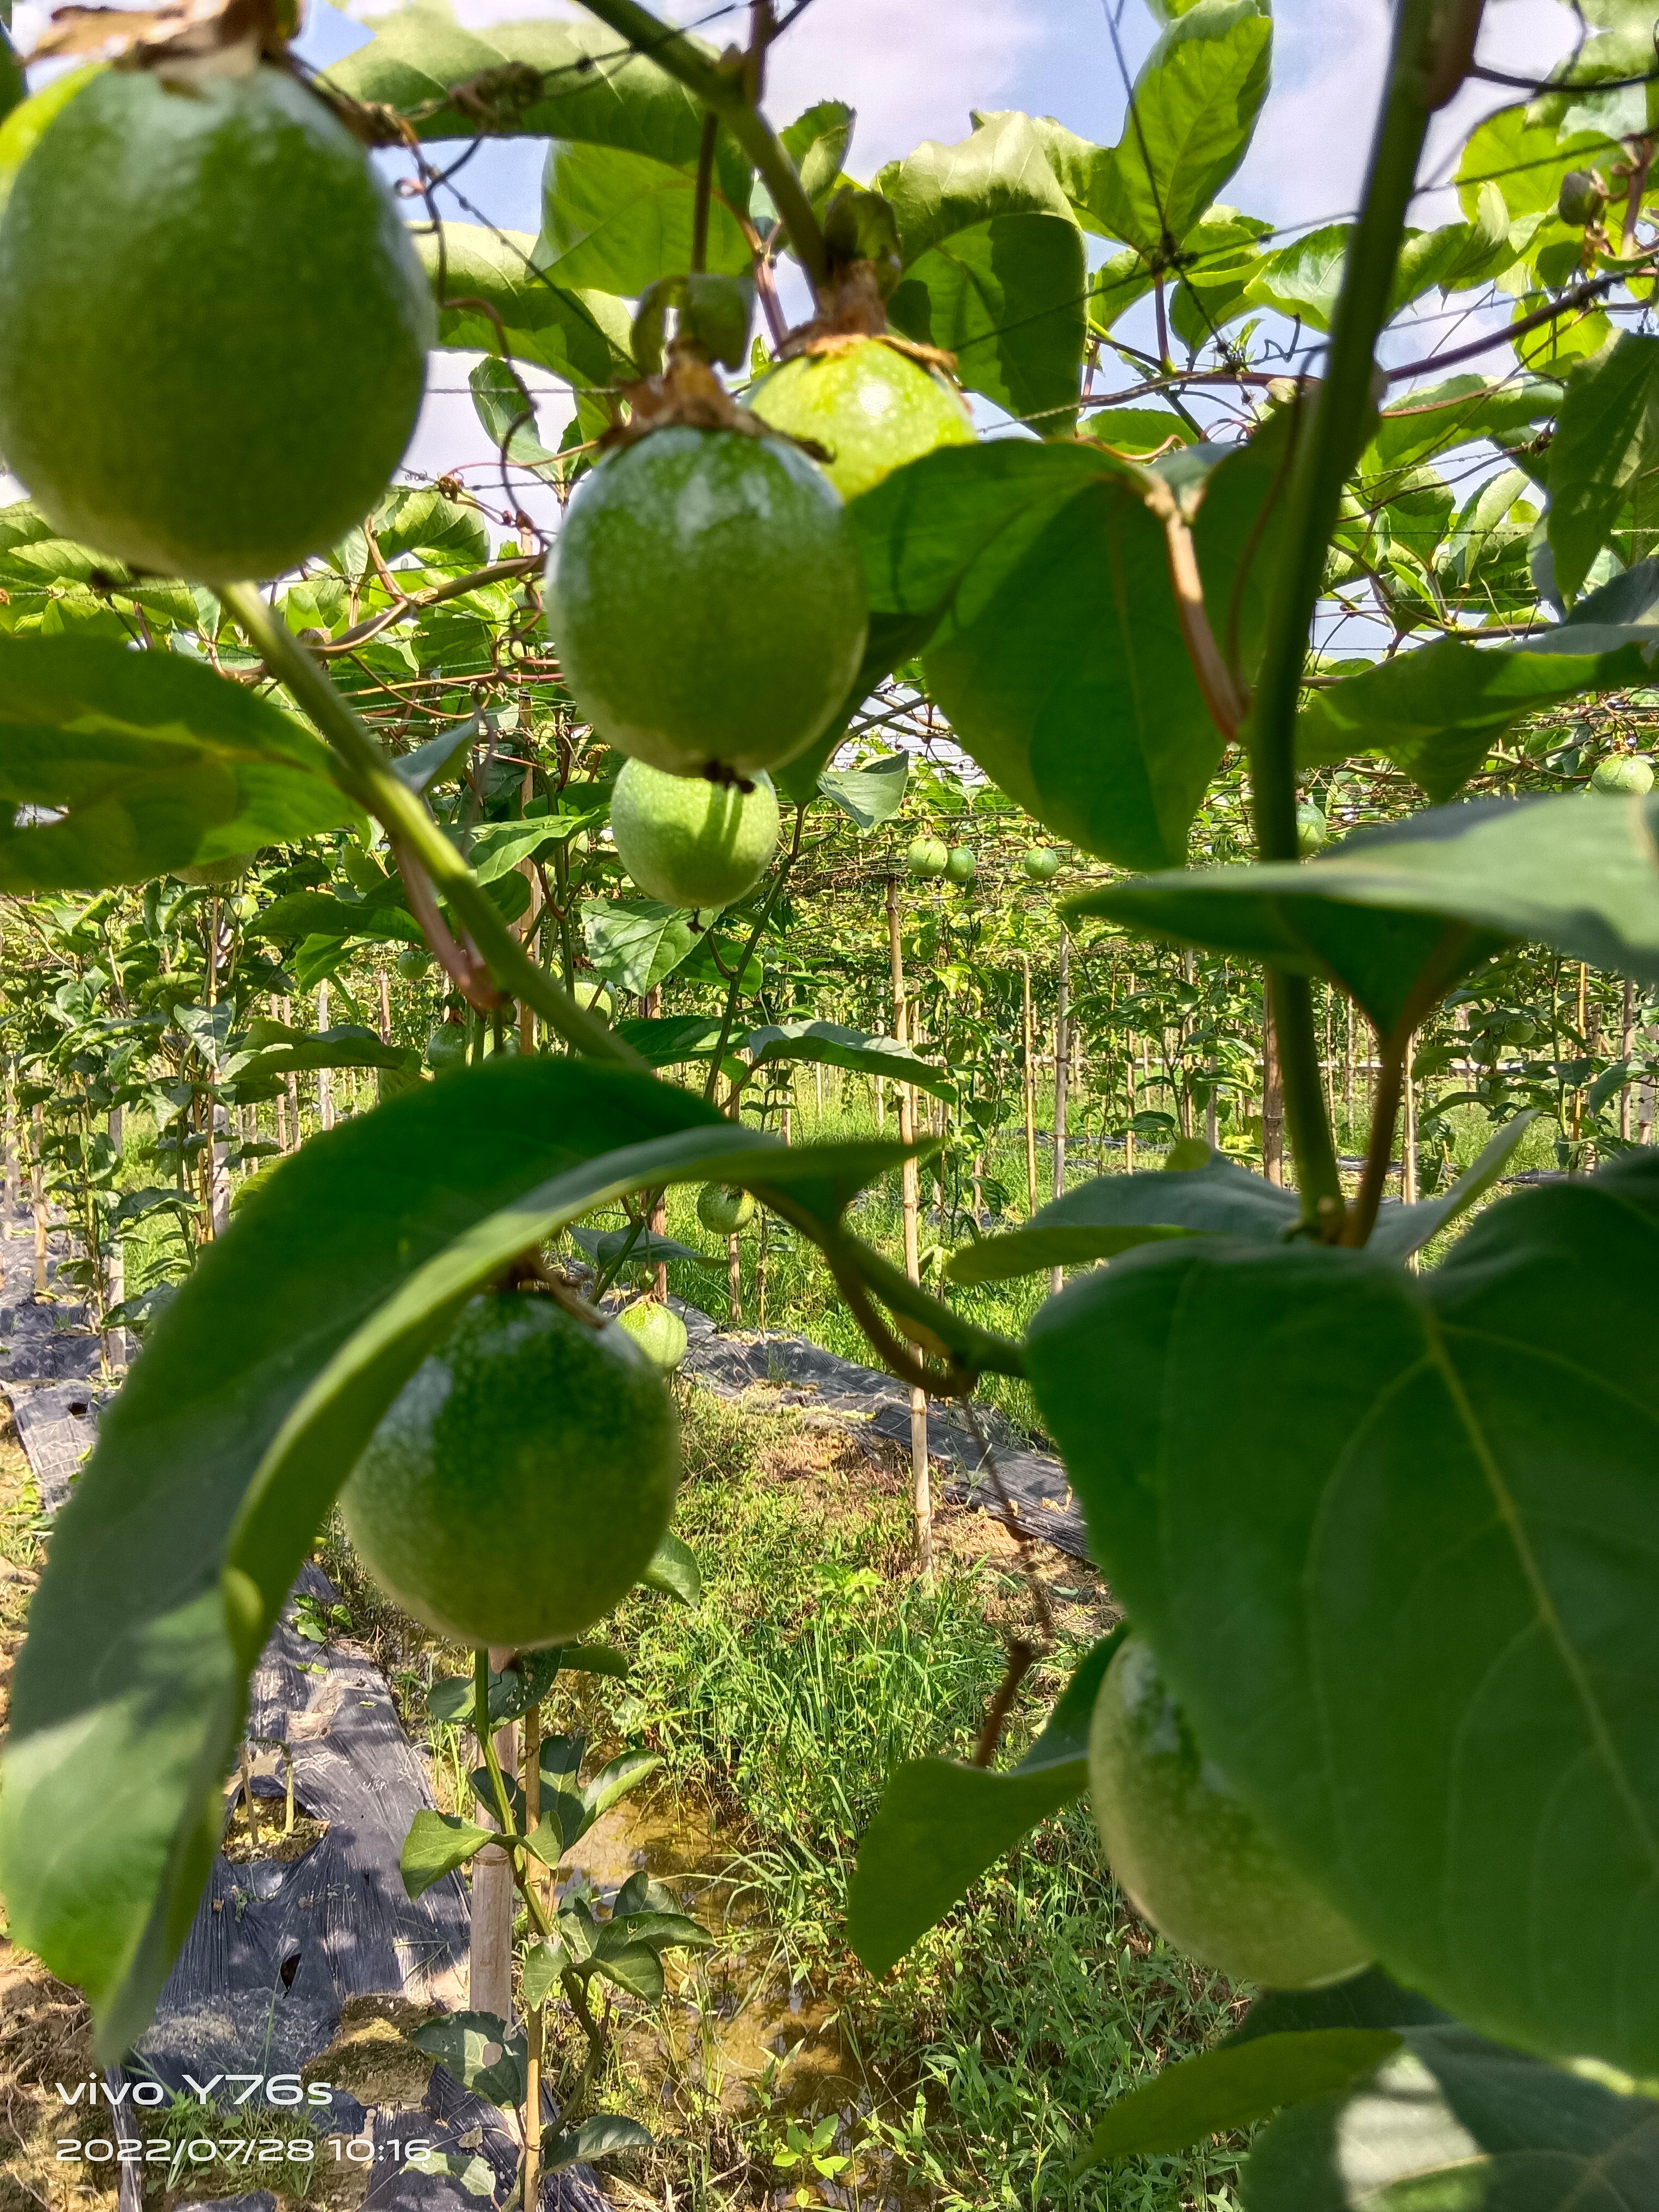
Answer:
[342,1291,679,1650]
[618,1298,687,1374]
[546,426,867,777]
[610,756,780,909]
[748,338,974,502]
[0,63,433,582]
[1089,1635,1371,1989]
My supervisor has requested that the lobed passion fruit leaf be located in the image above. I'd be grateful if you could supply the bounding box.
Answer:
[0,63,433,582]
[547,426,869,778]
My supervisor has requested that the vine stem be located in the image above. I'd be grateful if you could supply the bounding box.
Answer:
[571,0,829,292]
[703,802,808,1107]
[1243,0,1459,1228]
[218,584,645,1071]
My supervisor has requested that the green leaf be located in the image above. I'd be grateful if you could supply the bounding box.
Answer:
[522,1940,568,2008]
[742,1020,956,1104]
[409,2011,526,2109]
[247,890,423,949]
[393,716,479,796]
[777,99,853,209]
[582,898,697,995]
[1025,1155,1659,2074]
[876,112,1085,431]
[1072,2029,1401,2172]
[847,1632,1120,1977]
[609,1013,726,1067]
[817,750,909,829]
[1089,2,1272,258]
[641,1530,701,1607]
[410,223,633,387]
[583,1749,661,1825]
[377,488,490,573]
[1367,375,1561,475]
[227,1025,420,1085]
[469,356,557,466]
[0,1060,916,2056]
[610,1908,712,1952]
[1069,795,1659,1006]
[542,2115,653,2171]
[1228,1966,1450,2044]
[1297,626,1658,799]
[852,441,1223,868]
[560,1642,631,1679]
[402,2149,497,2197]
[569,1223,719,1272]
[1548,333,1659,605]
[400,1809,495,1899]
[541,138,752,295]
[464,817,564,884]
[587,1942,664,1999]
[0,636,360,893]
[947,1147,1296,1283]
[1366,1110,1539,1262]
[1244,2026,1659,2211]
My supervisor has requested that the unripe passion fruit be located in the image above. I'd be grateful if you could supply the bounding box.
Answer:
[609,756,780,909]
[618,1298,687,1374]
[1089,1635,1371,1988]
[945,845,977,885]
[396,947,433,981]
[1023,846,1061,882]
[425,1026,466,1077]
[342,1291,680,1650]
[1590,753,1654,795]
[697,1182,756,1235]
[0,63,433,582]
[1295,802,1329,854]
[546,426,867,779]
[908,837,949,879]
[747,338,975,502]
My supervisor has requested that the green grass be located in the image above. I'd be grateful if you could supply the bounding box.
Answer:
[546,1390,1248,2212]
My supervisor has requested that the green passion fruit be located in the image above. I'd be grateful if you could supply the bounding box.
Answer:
[610,756,780,909]
[618,1298,687,1374]
[1023,846,1061,882]
[545,426,868,779]
[697,1182,756,1236]
[908,837,949,879]
[425,1026,467,1077]
[0,63,433,582]
[1089,1635,1372,1988]
[1590,753,1655,795]
[747,338,975,503]
[945,845,977,885]
[341,1291,680,1650]
[1295,802,1329,854]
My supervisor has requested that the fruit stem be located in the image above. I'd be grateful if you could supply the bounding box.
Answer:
[571,0,830,292]
[219,583,645,1071]
[1238,0,1448,1231]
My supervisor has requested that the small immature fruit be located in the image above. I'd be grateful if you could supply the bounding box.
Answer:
[1503,1017,1537,1046]
[1023,846,1062,882]
[0,63,434,582]
[1590,753,1654,795]
[908,837,949,879]
[342,1291,680,1650]
[425,1026,467,1077]
[546,426,868,779]
[697,1183,756,1236]
[618,1298,687,1374]
[1558,169,1607,228]
[610,756,780,909]
[1089,1634,1372,1989]
[1295,802,1329,854]
[945,845,977,885]
[747,338,975,503]
[396,947,433,981]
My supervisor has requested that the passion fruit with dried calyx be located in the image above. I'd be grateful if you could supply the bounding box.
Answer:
[697,1183,756,1236]
[1089,1634,1371,1989]
[748,337,974,503]
[0,57,433,584]
[609,756,780,909]
[546,423,867,780]
[341,1290,680,1650]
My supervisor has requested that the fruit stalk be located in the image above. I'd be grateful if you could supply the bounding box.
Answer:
[219,583,644,1071]
[1239,0,1447,1229]
[572,0,829,290]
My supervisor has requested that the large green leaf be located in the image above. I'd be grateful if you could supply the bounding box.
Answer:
[1244,2027,1659,2210]
[876,112,1086,431]
[581,898,697,995]
[1548,332,1659,604]
[1068,794,1659,1000]
[0,636,359,892]
[247,889,424,949]
[742,1020,956,1104]
[1089,1,1271,259]
[1026,1155,1659,2074]
[540,138,751,295]
[411,224,632,387]
[1074,2030,1401,2172]
[0,1060,917,2056]
[847,1633,1118,1977]
[1296,626,1659,799]
[853,441,1227,868]
[816,750,909,829]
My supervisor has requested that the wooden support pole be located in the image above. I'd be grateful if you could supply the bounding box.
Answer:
[1049,929,1070,1297]
[888,877,932,1582]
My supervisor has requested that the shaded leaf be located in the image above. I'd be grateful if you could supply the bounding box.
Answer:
[542,2114,653,2170]
[410,2011,525,2110]
[817,750,909,829]
[582,898,697,995]
[400,1809,494,1899]
[743,1019,956,1103]
[641,1530,701,1607]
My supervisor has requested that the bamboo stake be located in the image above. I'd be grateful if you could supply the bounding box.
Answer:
[888,877,932,1582]
[1050,930,1070,1297]
[522,1701,544,2212]
[1020,955,1038,1218]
